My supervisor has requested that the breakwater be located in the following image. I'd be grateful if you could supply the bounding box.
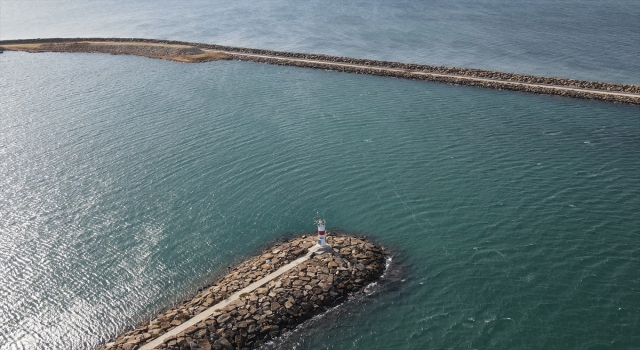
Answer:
[98,233,388,350]
[1,38,639,105]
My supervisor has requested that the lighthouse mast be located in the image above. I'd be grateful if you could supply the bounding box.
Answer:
[314,214,327,247]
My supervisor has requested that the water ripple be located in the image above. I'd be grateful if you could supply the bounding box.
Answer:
[0,53,639,350]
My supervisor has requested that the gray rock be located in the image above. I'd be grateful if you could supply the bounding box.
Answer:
[216,313,231,324]
[214,337,234,350]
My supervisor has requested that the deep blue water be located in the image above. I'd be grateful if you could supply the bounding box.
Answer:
[1,1,639,350]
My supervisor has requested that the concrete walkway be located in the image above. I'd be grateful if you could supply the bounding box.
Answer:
[216,50,640,100]
[140,245,327,350]
[3,40,638,101]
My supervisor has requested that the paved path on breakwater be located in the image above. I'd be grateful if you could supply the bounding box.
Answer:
[216,50,640,101]
[3,39,639,104]
[139,245,326,350]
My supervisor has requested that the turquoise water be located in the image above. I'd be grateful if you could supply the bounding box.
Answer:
[1,0,639,84]
[1,1,640,350]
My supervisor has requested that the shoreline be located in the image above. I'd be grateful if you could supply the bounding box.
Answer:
[98,232,389,350]
[0,41,229,63]
[1,37,639,105]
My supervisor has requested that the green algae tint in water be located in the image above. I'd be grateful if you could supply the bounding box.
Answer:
[1,52,639,350]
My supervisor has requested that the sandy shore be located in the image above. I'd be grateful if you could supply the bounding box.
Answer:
[1,38,639,105]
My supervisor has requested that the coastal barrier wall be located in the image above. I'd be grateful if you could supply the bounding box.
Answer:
[98,233,388,350]
[2,37,639,105]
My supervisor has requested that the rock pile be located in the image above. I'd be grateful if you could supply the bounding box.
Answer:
[2,38,638,104]
[98,233,388,350]
[223,55,640,104]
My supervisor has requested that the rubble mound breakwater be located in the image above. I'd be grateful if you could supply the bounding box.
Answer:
[99,233,388,350]
[1,37,638,104]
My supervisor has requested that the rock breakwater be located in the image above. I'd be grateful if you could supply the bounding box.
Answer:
[98,233,388,350]
[1,38,639,105]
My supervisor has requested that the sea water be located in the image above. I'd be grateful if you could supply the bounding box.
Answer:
[1,1,639,349]
[2,0,639,84]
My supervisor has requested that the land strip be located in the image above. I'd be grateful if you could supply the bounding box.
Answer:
[99,233,388,350]
[0,41,228,62]
[218,51,640,104]
[1,38,639,105]
[138,244,324,350]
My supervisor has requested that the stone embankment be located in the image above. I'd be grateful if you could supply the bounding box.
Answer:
[1,38,639,104]
[98,233,388,350]
[220,54,640,105]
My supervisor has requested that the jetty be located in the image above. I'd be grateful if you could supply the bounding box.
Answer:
[98,229,388,350]
[1,38,639,105]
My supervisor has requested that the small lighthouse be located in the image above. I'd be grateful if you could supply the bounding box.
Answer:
[314,215,327,247]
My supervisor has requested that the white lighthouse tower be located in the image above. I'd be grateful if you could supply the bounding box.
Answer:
[314,215,327,247]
